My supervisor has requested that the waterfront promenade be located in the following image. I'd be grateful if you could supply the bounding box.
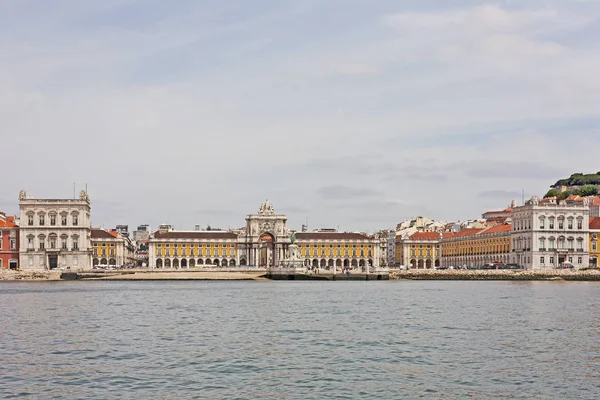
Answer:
[3,268,600,281]
[391,269,600,281]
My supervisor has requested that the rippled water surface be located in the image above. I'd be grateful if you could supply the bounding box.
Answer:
[1,281,599,399]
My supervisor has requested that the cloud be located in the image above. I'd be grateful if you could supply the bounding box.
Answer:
[1,1,600,232]
[332,63,380,76]
[316,185,382,200]
[466,161,560,180]
[478,190,522,199]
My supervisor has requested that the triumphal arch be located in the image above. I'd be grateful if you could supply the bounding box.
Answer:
[240,200,291,268]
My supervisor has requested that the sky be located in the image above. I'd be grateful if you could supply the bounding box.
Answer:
[1,0,600,233]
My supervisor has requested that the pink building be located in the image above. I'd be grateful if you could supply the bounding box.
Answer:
[0,212,19,269]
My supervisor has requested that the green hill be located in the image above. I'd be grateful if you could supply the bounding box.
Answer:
[552,172,600,188]
[544,172,600,199]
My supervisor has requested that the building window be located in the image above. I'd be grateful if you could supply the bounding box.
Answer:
[568,256,573,263]
[567,219,573,230]
[577,220,583,230]
[28,237,34,249]
[550,256,554,264]
[50,214,56,226]
[72,237,79,250]
[540,256,545,264]
[559,220,564,230]
[61,214,67,226]
[10,239,16,249]
[50,238,56,249]
[39,215,45,226]
[548,238,555,249]
[558,237,565,249]
[39,238,45,250]
[567,238,574,249]
[578,257,582,264]
[577,238,584,251]
[73,215,79,226]
[539,217,545,229]
[61,238,68,250]
[539,238,545,250]
[549,218,555,229]
[28,215,34,226]
[593,241,597,251]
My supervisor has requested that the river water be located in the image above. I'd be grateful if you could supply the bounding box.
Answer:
[0,281,599,399]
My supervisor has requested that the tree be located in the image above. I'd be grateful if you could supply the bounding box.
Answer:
[577,184,599,196]
[544,188,559,198]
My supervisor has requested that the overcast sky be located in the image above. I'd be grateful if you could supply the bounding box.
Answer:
[1,0,599,232]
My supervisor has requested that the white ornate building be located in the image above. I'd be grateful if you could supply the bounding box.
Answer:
[148,200,383,270]
[18,190,92,271]
[511,196,590,269]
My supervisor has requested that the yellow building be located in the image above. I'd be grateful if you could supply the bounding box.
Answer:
[147,201,385,270]
[440,225,512,268]
[91,228,136,267]
[296,231,378,270]
[590,217,600,268]
[149,226,239,268]
[396,232,441,269]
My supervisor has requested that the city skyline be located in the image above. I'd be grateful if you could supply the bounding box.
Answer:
[1,0,599,231]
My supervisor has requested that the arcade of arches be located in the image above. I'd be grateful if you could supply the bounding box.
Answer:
[147,201,383,269]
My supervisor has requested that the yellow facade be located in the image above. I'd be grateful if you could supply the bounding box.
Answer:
[395,233,440,268]
[154,242,237,259]
[299,243,373,258]
[440,226,512,267]
[92,242,116,258]
[590,231,599,268]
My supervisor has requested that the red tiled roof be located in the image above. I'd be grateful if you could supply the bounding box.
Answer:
[452,228,484,238]
[483,208,511,216]
[91,229,119,239]
[408,232,440,241]
[0,213,18,228]
[154,231,239,240]
[590,217,600,230]
[0,219,17,228]
[480,224,512,234]
[589,196,600,207]
[566,194,583,201]
[296,232,370,241]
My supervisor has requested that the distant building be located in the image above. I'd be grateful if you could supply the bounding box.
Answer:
[115,225,129,238]
[588,196,600,218]
[0,212,19,270]
[91,228,136,267]
[133,224,151,241]
[589,217,600,268]
[386,232,396,267]
[395,231,441,269]
[511,196,590,269]
[18,190,92,271]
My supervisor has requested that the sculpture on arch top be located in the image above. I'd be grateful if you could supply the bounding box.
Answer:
[258,199,275,216]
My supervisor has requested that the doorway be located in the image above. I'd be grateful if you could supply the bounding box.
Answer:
[49,255,58,270]
[259,233,275,268]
